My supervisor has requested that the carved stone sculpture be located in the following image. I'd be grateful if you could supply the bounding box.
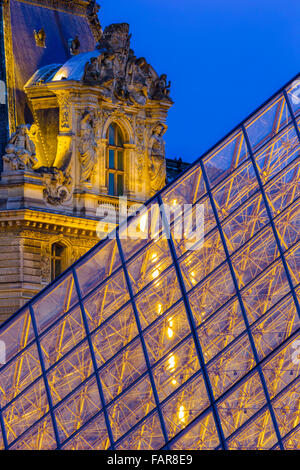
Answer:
[148,123,167,195]
[152,74,171,101]
[41,167,72,206]
[78,111,98,185]
[34,28,46,48]
[82,23,171,105]
[3,125,38,171]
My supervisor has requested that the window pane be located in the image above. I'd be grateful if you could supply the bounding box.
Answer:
[108,149,115,169]
[108,125,115,145]
[117,174,123,196]
[108,173,115,196]
[171,412,219,450]
[116,412,165,450]
[117,128,123,147]
[62,412,109,450]
[117,151,123,170]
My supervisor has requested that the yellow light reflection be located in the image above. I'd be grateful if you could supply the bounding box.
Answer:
[168,354,176,372]
[178,405,185,423]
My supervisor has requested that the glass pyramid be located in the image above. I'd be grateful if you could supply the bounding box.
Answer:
[0,76,300,450]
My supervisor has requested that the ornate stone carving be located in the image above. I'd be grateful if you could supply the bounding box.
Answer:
[148,123,167,195]
[82,23,172,105]
[86,1,103,42]
[78,111,98,185]
[57,93,71,131]
[34,28,46,48]
[40,243,51,283]
[152,74,172,101]
[2,125,38,171]
[68,36,80,55]
[41,167,72,205]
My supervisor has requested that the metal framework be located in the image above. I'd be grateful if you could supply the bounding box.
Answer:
[0,74,299,450]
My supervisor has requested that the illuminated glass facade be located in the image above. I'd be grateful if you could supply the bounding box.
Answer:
[0,76,299,450]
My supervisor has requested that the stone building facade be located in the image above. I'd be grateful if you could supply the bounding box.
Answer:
[0,0,173,321]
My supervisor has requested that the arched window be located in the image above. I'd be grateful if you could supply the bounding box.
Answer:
[107,123,124,196]
[51,242,67,281]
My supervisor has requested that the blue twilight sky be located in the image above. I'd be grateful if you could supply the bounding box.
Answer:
[99,0,300,163]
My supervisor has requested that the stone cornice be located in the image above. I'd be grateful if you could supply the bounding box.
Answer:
[0,209,100,235]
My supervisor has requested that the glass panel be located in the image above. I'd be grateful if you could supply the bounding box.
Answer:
[108,172,115,196]
[161,163,205,207]
[152,336,200,401]
[274,198,300,252]
[207,334,255,399]
[284,240,300,287]
[218,372,266,438]
[170,412,219,450]
[62,412,109,450]
[231,225,279,289]
[119,198,164,261]
[283,427,300,450]
[227,409,277,449]
[188,263,236,325]
[254,124,300,185]
[108,124,115,145]
[40,307,85,369]
[84,269,129,334]
[117,150,123,170]
[126,235,173,295]
[273,380,300,439]
[9,414,56,450]
[117,174,123,196]
[91,303,138,366]
[76,238,121,299]
[0,309,34,366]
[135,267,182,331]
[212,159,258,222]
[32,273,78,335]
[108,374,155,442]
[3,377,48,445]
[179,229,226,291]
[265,158,300,217]
[197,299,245,364]
[261,336,300,399]
[99,338,147,403]
[241,258,290,325]
[245,94,290,153]
[251,293,300,360]
[55,376,101,443]
[0,342,41,407]
[222,193,269,255]
[144,301,191,365]
[117,128,123,147]
[285,79,300,118]
[108,149,115,169]
[116,412,165,450]
[162,372,209,439]
[203,130,249,188]
[47,340,93,405]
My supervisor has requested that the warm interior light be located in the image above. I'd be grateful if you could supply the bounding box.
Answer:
[167,327,173,339]
[168,354,176,372]
[172,379,177,386]
[172,199,177,206]
[157,303,162,315]
[151,252,158,262]
[152,269,160,279]
[178,405,185,422]
[139,213,148,232]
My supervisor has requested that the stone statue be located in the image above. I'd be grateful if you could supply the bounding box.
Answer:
[152,74,171,101]
[34,28,46,48]
[148,123,167,195]
[78,111,98,185]
[68,36,80,55]
[3,125,38,171]
[83,57,101,83]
